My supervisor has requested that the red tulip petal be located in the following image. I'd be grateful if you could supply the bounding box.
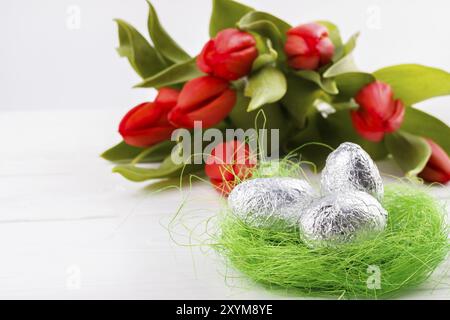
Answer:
[176,76,229,112]
[188,89,236,128]
[418,166,450,184]
[288,55,320,70]
[351,111,385,142]
[122,126,175,148]
[214,28,256,54]
[210,47,258,80]
[205,140,256,180]
[284,35,310,56]
[167,108,191,128]
[171,88,236,128]
[205,163,235,181]
[205,141,240,181]
[119,102,162,133]
[197,40,215,74]
[198,29,257,80]
[384,100,405,132]
[425,139,450,177]
[287,23,328,39]
[155,87,180,110]
[317,37,334,65]
[355,81,394,119]
[285,23,333,71]
[206,140,256,195]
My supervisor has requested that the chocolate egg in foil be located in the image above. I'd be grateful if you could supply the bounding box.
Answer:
[299,191,387,247]
[321,142,384,201]
[228,177,316,229]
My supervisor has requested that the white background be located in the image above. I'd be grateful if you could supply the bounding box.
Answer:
[0,0,449,299]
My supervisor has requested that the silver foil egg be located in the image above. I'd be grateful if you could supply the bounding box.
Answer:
[321,142,384,201]
[228,177,316,229]
[299,191,387,247]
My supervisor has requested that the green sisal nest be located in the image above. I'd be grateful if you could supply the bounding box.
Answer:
[216,183,449,299]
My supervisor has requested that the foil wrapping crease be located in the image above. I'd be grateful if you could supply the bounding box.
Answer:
[321,142,384,201]
[228,177,316,229]
[298,191,388,247]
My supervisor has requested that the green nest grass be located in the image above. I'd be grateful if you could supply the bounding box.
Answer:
[216,184,449,299]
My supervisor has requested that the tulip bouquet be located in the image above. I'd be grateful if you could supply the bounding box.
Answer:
[102,0,450,192]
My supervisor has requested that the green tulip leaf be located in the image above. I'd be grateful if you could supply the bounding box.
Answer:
[245,66,287,112]
[374,64,450,106]
[343,32,359,55]
[317,110,389,160]
[135,58,204,88]
[132,140,177,164]
[102,141,144,163]
[238,11,291,41]
[209,0,254,37]
[114,19,167,79]
[281,75,322,129]
[252,38,278,71]
[113,154,201,182]
[294,70,339,95]
[334,72,375,100]
[401,107,450,154]
[321,32,360,77]
[237,19,285,59]
[147,1,191,64]
[101,140,176,164]
[323,53,359,78]
[385,131,431,177]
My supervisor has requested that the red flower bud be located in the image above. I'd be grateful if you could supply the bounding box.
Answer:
[168,76,237,129]
[418,139,450,184]
[119,88,179,147]
[205,140,256,196]
[351,81,405,142]
[197,28,258,81]
[285,23,334,70]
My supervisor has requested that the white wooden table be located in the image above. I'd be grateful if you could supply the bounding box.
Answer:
[0,109,448,299]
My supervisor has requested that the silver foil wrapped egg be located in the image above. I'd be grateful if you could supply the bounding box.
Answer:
[321,142,384,201]
[228,177,316,229]
[299,191,387,247]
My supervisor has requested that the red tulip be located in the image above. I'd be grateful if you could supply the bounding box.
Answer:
[197,28,258,81]
[205,140,256,195]
[168,76,237,129]
[285,23,334,70]
[351,81,405,142]
[119,88,179,147]
[418,139,450,184]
